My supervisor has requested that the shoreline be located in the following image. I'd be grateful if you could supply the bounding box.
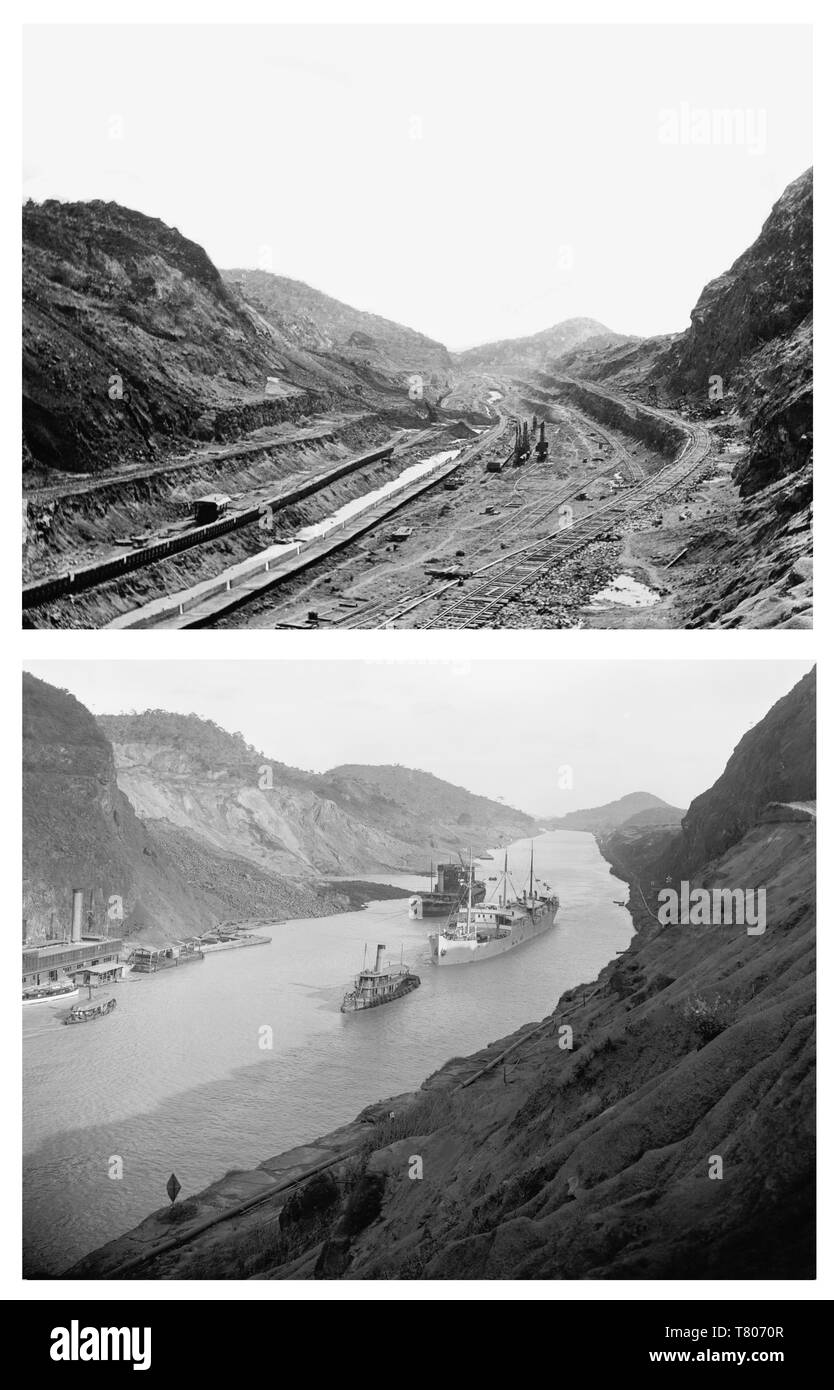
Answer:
[62,838,636,1279]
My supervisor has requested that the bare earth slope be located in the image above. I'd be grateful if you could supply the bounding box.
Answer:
[23,675,342,944]
[97,711,536,877]
[23,200,416,481]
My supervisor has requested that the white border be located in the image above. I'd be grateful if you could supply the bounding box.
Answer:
[5,0,827,1304]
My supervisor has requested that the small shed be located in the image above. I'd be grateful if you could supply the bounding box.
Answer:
[193,494,231,525]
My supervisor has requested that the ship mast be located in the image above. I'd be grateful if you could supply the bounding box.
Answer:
[502,849,508,907]
[529,842,534,901]
[466,848,473,936]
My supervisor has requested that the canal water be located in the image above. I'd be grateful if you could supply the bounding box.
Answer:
[22,830,631,1275]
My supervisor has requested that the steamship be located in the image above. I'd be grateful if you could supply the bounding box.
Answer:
[341,944,421,1012]
[428,846,559,966]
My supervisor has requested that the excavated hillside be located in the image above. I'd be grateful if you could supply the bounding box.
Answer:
[96,711,536,878]
[22,675,344,944]
[222,269,452,389]
[22,200,396,480]
[547,170,813,629]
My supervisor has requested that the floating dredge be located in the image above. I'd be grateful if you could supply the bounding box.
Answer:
[409,858,486,919]
[341,944,420,1013]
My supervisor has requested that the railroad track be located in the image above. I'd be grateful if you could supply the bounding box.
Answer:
[338,407,639,629]
[354,410,709,630]
[22,440,401,615]
[415,418,709,628]
[127,416,511,629]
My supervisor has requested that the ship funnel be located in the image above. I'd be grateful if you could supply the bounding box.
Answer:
[71,889,84,942]
[374,944,386,973]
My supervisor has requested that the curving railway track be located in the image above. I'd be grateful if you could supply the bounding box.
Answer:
[413,417,709,629]
[343,401,710,630]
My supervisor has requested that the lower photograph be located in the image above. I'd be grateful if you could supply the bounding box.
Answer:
[21,658,815,1282]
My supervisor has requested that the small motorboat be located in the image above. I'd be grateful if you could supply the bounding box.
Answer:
[64,998,117,1025]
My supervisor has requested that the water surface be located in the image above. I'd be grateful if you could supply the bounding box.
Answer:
[23,830,630,1275]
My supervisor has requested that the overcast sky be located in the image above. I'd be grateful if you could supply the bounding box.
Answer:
[24,661,813,816]
[23,24,811,348]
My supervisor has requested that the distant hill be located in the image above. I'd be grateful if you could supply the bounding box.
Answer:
[453,318,620,374]
[544,791,676,834]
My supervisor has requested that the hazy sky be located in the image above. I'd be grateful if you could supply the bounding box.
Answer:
[24,661,813,816]
[23,24,812,348]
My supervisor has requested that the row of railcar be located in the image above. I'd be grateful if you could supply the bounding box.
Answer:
[22,444,394,610]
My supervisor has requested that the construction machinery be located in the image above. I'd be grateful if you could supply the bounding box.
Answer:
[535,421,549,462]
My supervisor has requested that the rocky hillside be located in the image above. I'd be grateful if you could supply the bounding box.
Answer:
[96,711,535,877]
[550,169,813,471]
[453,318,618,374]
[319,668,816,1280]
[22,200,403,479]
[660,171,811,401]
[22,675,342,944]
[601,669,815,886]
[67,669,815,1281]
[671,667,815,877]
[321,763,535,842]
[548,170,813,629]
[223,269,452,386]
[544,791,677,834]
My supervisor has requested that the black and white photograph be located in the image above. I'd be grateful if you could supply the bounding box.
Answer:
[21,22,812,630]
[8,1,826,1354]
[22,659,815,1281]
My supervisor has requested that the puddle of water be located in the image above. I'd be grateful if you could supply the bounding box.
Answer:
[587,573,661,609]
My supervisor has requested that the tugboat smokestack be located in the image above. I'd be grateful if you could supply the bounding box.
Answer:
[374,944,386,973]
[71,889,83,943]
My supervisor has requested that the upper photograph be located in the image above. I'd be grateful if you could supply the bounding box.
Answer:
[22,23,812,631]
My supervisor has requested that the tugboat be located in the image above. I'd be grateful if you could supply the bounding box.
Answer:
[341,944,420,1013]
[64,997,117,1025]
[429,846,559,966]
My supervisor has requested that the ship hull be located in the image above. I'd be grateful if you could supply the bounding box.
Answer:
[22,983,79,1007]
[430,904,558,965]
[341,974,420,1012]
